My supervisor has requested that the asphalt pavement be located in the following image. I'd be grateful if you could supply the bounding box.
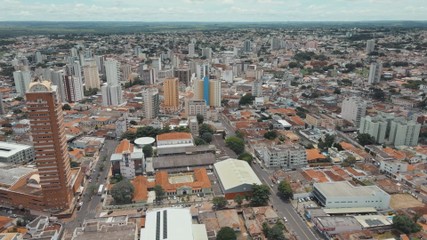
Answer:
[63,139,119,239]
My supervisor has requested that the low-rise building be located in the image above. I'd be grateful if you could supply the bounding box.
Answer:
[72,216,138,240]
[156,132,194,149]
[257,144,307,169]
[312,216,362,238]
[110,139,144,179]
[312,181,390,210]
[0,141,34,164]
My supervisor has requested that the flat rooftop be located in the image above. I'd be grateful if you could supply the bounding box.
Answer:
[314,181,386,198]
[316,216,361,228]
[353,215,392,228]
[153,153,215,170]
[0,142,32,158]
[0,166,36,187]
[323,207,377,215]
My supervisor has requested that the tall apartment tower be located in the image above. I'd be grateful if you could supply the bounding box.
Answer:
[209,79,221,107]
[244,40,252,52]
[203,76,210,106]
[389,119,421,146]
[368,62,382,85]
[121,64,132,82]
[142,88,160,119]
[83,60,100,90]
[366,39,375,54]
[13,70,31,97]
[174,68,191,86]
[63,75,84,103]
[102,59,123,106]
[193,78,204,100]
[26,81,73,210]
[202,47,212,59]
[188,43,195,57]
[252,79,263,97]
[341,96,367,127]
[0,92,5,115]
[163,77,179,111]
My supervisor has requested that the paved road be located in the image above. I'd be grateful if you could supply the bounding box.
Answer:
[251,161,320,240]
[212,134,237,159]
[63,139,119,238]
[218,113,235,137]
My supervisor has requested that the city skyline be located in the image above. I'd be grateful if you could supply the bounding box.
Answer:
[1,0,426,22]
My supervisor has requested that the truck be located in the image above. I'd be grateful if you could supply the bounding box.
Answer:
[97,184,104,196]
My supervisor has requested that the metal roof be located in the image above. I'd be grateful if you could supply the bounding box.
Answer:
[214,158,262,191]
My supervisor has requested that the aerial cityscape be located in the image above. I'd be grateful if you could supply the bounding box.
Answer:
[0,1,427,240]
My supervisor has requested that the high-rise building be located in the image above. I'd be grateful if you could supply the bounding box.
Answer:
[186,99,207,119]
[359,112,395,144]
[252,79,263,97]
[141,68,156,85]
[134,46,142,57]
[271,37,282,50]
[366,39,375,54]
[341,97,367,127]
[62,75,84,103]
[13,70,31,97]
[35,51,43,64]
[203,76,210,106]
[389,119,421,146]
[121,64,132,82]
[368,62,382,85]
[0,92,4,115]
[26,81,73,210]
[202,47,212,59]
[174,68,191,86]
[83,60,101,90]
[243,40,252,52]
[188,43,195,57]
[209,79,221,107]
[163,77,179,110]
[193,78,204,100]
[151,57,161,71]
[102,59,123,106]
[51,70,66,102]
[95,55,106,75]
[142,88,160,119]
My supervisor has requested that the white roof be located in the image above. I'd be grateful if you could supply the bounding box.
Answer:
[214,159,262,191]
[314,181,387,198]
[277,119,292,127]
[134,137,155,146]
[0,142,32,158]
[141,208,207,240]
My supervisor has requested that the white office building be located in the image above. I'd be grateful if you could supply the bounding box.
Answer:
[313,181,390,210]
[13,70,31,97]
[141,208,208,240]
[368,62,382,85]
[0,142,35,164]
[202,47,212,59]
[341,97,367,127]
[258,144,307,169]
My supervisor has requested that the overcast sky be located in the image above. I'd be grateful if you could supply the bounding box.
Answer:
[1,0,426,21]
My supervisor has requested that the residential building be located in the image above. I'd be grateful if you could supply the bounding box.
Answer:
[189,117,199,136]
[121,63,132,81]
[163,77,179,111]
[214,159,262,199]
[366,39,375,54]
[258,145,307,169]
[379,160,408,175]
[141,68,156,85]
[388,118,421,146]
[26,81,73,210]
[202,47,212,59]
[312,181,390,210]
[192,78,204,100]
[0,142,34,164]
[62,75,84,103]
[141,208,208,240]
[83,60,100,90]
[142,88,160,119]
[0,92,4,115]
[203,76,210,105]
[102,59,123,106]
[209,79,221,107]
[243,40,252,52]
[174,68,191,86]
[359,112,394,144]
[312,216,362,239]
[151,57,161,71]
[110,139,144,179]
[252,79,262,97]
[186,99,207,119]
[13,70,31,97]
[341,97,367,127]
[188,43,195,57]
[368,62,382,85]
[156,132,194,149]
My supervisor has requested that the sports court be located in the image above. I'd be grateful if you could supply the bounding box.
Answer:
[168,174,194,184]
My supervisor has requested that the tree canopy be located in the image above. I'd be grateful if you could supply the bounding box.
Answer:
[278,180,293,200]
[357,133,376,146]
[216,227,237,240]
[212,196,228,210]
[196,114,204,125]
[239,93,255,105]
[262,222,286,240]
[62,104,71,111]
[393,214,422,234]
[225,136,245,155]
[143,145,153,158]
[111,179,134,204]
[238,152,253,165]
[154,185,165,202]
[250,184,271,206]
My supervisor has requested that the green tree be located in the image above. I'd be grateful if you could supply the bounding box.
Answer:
[262,222,286,240]
[238,152,253,165]
[357,133,376,146]
[239,93,255,105]
[194,137,207,146]
[334,88,341,94]
[199,123,215,136]
[234,194,244,207]
[212,196,228,209]
[333,143,344,151]
[216,227,236,240]
[129,120,138,125]
[111,179,135,204]
[62,104,71,111]
[225,136,245,155]
[196,113,204,125]
[201,132,213,143]
[153,185,165,202]
[278,181,293,200]
[393,214,422,234]
[143,145,153,158]
[264,130,278,140]
[342,156,357,167]
[250,184,271,206]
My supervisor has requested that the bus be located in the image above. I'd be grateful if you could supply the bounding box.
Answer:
[97,184,104,196]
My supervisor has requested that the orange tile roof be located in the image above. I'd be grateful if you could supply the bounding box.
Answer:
[0,216,13,229]
[132,176,149,202]
[289,115,305,126]
[345,167,365,177]
[302,169,328,183]
[306,149,327,162]
[154,168,211,193]
[69,149,84,160]
[156,132,192,141]
[383,147,406,160]
[115,139,134,153]
[268,108,296,116]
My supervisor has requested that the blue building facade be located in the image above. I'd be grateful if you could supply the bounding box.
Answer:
[203,76,209,106]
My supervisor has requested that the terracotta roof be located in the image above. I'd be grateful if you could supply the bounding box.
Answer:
[132,176,149,202]
[306,149,327,162]
[156,132,192,141]
[268,108,296,116]
[345,167,365,177]
[154,168,211,193]
[324,171,345,182]
[115,139,134,154]
[302,169,328,183]
[69,149,84,160]
[289,115,305,126]
[383,147,406,160]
